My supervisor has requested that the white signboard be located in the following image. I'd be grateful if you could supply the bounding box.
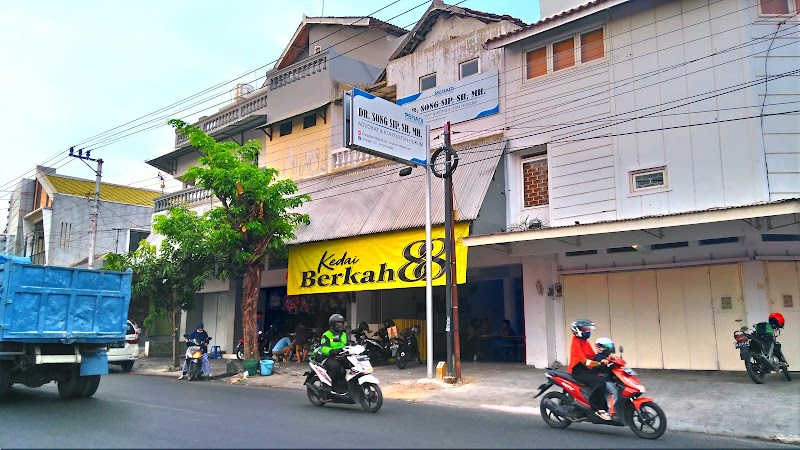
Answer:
[396,69,500,130]
[345,88,428,166]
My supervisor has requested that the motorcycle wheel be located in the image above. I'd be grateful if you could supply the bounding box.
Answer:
[779,355,791,381]
[0,363,11,401]
[307,380,326,407]
[188,363,200,381]
[359,383,383,413]
[625,401,667,440]
[744,353,766,384]
[396,351,407,370]
[236,348,243,360]
[539,392,572,429]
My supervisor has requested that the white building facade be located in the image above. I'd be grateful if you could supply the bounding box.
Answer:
[462,0,800,370]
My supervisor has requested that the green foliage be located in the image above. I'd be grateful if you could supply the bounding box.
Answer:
[168,118,310,275]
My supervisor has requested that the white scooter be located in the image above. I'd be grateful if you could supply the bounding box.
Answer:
[303,344,383,413]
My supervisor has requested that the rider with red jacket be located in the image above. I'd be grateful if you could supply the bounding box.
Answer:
[568,319,611,421]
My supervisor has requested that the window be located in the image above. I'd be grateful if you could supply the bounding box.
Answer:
[522,155,549,207]
[651,241,689,250]
[699,237,739,246]
[630,167,668,192]
[128,230,150,252]
[762,234,800,242]
[760,0,790,15]
[59,222,71,250]
[279,121,292,136]
[419,73,436,91]
[566,250,598,257]
[459,58,479,79]
[552,37,575,71]
[607,246,638,253]
[525,47,547,79]
[303,114,317,129]
[580,28,604,63]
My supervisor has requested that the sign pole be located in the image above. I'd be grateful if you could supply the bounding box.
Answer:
[443,122,455,380]
[424,125,433,379]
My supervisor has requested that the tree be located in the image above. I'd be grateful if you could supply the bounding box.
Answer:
[165,119,310,361]
[105,210,216,367]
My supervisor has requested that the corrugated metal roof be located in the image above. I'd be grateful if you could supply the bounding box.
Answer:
[291,135,506,244]
[46,174,161,207]
[484,0,624,48]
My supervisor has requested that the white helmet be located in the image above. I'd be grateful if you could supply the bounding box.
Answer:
[595,337,615,355]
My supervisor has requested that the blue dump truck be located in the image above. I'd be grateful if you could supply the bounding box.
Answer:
[0,255,132,400]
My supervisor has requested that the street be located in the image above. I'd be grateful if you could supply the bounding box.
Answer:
[0,372,793,449]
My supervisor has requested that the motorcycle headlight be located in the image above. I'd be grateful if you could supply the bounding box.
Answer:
[192,351,203,359]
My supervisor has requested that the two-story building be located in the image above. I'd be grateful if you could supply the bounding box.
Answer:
[4,166,158,267]
[459,0,800,370]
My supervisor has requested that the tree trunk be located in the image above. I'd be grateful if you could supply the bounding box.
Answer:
[171,298,182,368]
[242,264,262,360]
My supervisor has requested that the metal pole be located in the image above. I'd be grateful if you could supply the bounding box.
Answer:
[88,158,103,270]
[425,126,434,380]
[443,122,454,379]
[450,169,462,380]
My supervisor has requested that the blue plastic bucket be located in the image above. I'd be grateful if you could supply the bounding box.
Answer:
[259,359,274,376]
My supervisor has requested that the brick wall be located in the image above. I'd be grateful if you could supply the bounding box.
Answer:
[523,158,549,207]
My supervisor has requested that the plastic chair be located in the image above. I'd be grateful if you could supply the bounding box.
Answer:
[209,345,221,359]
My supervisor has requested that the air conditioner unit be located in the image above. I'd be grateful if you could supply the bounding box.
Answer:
[314,45,322,54]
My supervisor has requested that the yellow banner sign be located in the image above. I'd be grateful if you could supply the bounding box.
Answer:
[288,223,470,295]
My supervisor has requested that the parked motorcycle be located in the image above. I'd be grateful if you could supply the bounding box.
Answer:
[396,324,422,369]
[303,344,383,413]
[182,335,211,381]
[534,350,667,440]
[734,325,791,384]
[351,323,398,365]
[236,329,272,360]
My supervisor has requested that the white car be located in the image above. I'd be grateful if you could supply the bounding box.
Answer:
[107,320,140,372]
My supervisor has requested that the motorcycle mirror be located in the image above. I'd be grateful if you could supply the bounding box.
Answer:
[619,346,624,354]
[183,334,189,338]
[740,326,748,332]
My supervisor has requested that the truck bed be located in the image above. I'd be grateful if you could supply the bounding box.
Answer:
[0,259,132,344]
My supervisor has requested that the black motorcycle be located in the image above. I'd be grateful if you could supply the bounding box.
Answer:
[236,328,272,360]
[734,325,791,384]
[396,324,423,369]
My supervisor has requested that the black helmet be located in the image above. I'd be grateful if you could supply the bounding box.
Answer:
[358,321,370,332]
[571,319,596,339]
[383,318,395,328]
[329,314,345,332]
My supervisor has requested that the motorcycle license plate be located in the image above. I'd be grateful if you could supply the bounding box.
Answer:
[623,368,637,376]
[735,342,750,349]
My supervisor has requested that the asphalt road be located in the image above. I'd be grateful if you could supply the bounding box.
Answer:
[0,372,793,449]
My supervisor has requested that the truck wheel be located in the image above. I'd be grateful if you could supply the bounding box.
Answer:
[80,375,101,398]
[0,363,10,401]
[58,366,86,399]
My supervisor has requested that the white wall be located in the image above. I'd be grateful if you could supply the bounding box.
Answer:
[502,0,792,228]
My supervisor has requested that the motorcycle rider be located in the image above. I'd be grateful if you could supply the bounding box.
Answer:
[178,322,211,380]
[568,319,611,421]
[594,337,619,420]
[315,314,348,393]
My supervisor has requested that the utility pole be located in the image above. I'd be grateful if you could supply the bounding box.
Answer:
[69,147,103,269]
[441,121,462,382]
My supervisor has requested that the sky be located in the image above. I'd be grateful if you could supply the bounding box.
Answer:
[0,0,540,231]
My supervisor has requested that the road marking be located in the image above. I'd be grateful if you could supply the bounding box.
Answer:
[114,398,217,417]
[478,404,540,416]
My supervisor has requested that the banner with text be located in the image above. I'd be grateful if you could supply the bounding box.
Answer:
[288,223,470,295]
[396,70,499,130]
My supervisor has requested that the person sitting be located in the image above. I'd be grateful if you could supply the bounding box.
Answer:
[271,335,293,362]
[495,319,517,361]
[314,314,348,394]
[568,319,611,421]
[178,322,212,380]
[593,337,620,420]
[500,319,516,337]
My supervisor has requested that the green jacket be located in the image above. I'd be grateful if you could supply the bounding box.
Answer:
[318,329,347,357]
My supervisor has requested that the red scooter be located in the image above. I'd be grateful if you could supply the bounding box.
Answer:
[534,351,667,439]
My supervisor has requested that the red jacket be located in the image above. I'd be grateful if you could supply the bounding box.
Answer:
[569,336,600,372]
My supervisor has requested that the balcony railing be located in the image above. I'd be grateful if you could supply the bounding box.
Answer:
[268,51,328,91]
[331,147,376,170]
[153,186,213,213]
[175,88,269,148]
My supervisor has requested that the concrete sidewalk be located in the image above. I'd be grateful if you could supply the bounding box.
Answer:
[130,355,799,444]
